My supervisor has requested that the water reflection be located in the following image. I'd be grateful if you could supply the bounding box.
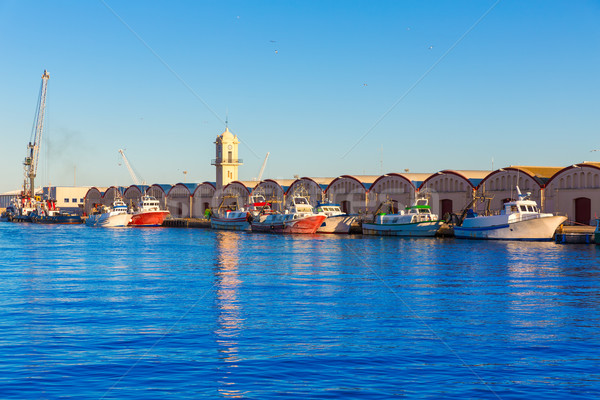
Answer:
[213,231,244,398]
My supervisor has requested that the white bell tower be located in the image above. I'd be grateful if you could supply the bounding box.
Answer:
[212,127,242,189]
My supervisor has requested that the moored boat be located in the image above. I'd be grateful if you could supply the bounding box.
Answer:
[362,198,443,237]
[454,187,567,240]
[251,196,325,234]
[31,199,83,224]
[594,219,600,245]
[5,196,38,223]
[211,195,272,231]
[85,200,132,227]
[211,210,251,231]
[129,195,170,226]
[0,205,18,222]
[315,202,358,234]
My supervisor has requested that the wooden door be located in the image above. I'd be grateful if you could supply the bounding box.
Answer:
[575,197,591,225]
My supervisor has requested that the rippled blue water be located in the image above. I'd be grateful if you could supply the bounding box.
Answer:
[0,223,599,399]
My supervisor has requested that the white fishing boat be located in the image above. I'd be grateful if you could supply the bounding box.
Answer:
[315,202,357,234]
[454,187,567,240]
[85,200,132,227]
[362,198,443,237]
[211,195,272,231]
[211,210,252,231]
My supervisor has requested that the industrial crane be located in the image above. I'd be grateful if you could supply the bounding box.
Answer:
[118,149,146,185]
[22,70,50,198]
[256,152,270,182]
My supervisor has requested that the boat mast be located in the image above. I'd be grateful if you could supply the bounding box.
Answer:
[23,70,50,198]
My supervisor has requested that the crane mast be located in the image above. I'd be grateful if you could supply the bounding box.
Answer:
[257,152,270,182]
[23,70,50,198]
[118,149,145,185]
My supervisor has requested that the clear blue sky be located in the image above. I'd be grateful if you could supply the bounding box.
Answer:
[1,0,599,193]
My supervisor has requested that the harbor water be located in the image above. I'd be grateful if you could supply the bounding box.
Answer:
[1,223,599,399]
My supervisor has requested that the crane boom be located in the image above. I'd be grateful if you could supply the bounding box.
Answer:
[118,149,145,185]
[257,152,270,182]
[23,70,50,197]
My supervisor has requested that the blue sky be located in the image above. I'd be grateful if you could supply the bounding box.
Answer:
[1,0,599,193]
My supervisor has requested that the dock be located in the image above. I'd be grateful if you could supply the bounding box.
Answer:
[163,218,211,229]
[555,225,596,244]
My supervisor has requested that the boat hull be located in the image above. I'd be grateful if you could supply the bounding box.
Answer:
[9,215,32,223]
[362,220,443,237]
[32,214,83,224]
[211,216,250,231]
[252,215,326,234]
[454,215,567,240]
[316,215,357,234]
[86,213,132,227]
[129,211,170,226]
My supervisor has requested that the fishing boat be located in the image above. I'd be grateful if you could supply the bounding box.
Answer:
[85,200,132,227]
[454,187,567,240]
[129,195,170,226]
[30,199,82,224]
[251,196,326,234]
[362,198,443,237]
[0,204,19,222]
[211,210,251,231]
[211,195,272,231]
[315,202,358,234]
[5,196,38,223]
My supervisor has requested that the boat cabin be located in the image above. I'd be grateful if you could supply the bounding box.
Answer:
[138,195,161,211]
[501,189,541,216]
[288,196,314,216]
[246,194,272,216]
[316,203,344,217]
[375,198,439,224]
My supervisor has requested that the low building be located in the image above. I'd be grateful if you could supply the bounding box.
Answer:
[545,162,600,225]
[44,186,92,215]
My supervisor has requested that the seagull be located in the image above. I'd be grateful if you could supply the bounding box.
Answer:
[428,45,434,50]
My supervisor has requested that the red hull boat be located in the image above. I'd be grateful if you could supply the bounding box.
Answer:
[129,195,170,226]
[130,210,170,226]
[251,196,326,234]
[251,214,326,234]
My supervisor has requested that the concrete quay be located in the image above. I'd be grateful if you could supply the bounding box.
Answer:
[555,225,596,244]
